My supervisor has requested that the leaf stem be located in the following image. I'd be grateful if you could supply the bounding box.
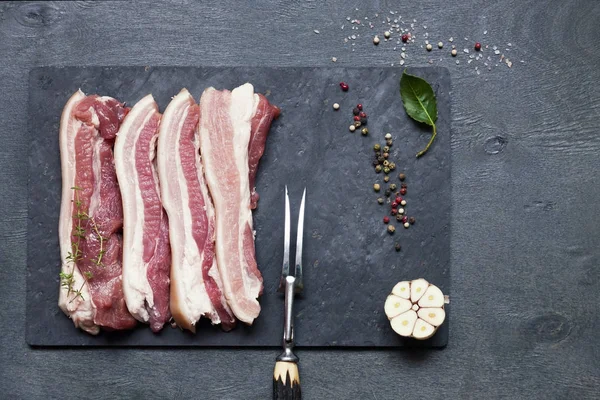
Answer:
[416,123,437,158]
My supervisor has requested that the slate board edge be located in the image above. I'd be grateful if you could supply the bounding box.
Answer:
[26,66,451,348]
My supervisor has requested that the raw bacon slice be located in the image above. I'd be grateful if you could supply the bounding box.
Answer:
[198,83,268,324]
[248,94,280,209]
[58,90,137,332]
[114,95,171,332]
[157,89,235,332]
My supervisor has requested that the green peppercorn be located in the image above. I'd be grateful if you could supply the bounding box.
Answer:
[387,225,396,234]
[361,128,369,136]
[384,175,390,182]
[389,183,397,191]
[394,243,402,252]
[383,146,390,152]
[377,197,384,205]
[372,160,380,166]
[377,156,385,163]
[383,160,390,167]
[385,188,391,197]
[375,165,382,173]
[399,173,406,181]
[373,144,381,152]
[389,162,396,170]
[373,183,381,192]
[383,167,390,174]
[383,152,389,159]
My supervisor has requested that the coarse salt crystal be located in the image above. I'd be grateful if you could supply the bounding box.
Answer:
[463,48,469,53]
[400,59,405,65]
[494,50,500,55]
[314,30,320,34]
[332,57,337,62]
[484,30,488,34]
[400,52,406,59]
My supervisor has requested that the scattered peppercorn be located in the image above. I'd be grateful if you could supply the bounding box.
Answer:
[395,243,401,252]
[384,188,391,197]
[384,175,390,182]
[389,162,396,170]
[400,199,407,206]
[387,225,396,234]
[372,160,380,166]
[403,222,410,229]
[384,31,391,39]
[373,35,380,45]
[398,208,404,215]
[383,216,390,224]
[361,128,369,136]
[373,144,381,151]
[395,197,402,204]
[359,112,367,118]
[357,104,363,111]
[426,43,433,51]
[373,183,381,192]
[383,152,389,159]
[383,146,390,152]
[354,121,362,128]
[383,167,390,174]
[474,42,482,51]
[386,139,393,147]
[396,214,403,221]
[353,115,360,121]
[377,156,385,163]
[400,187,407,195]
[399,173,406,181]
[400,183,407,189]
[377,197,384,205]
[349,125,356,132]
[353,107,360,116]
[401,216,408,223]
[438,41,444,49]
[375,165,382,173]
[389,183,397,191]
[391,208,397,216]
[409,217,416,225]
[333,103,340,110]
[401,34,409,42]
[385,133,392,140]
[360,118,368,125]
[391,201,398,208]
[451,49,458,57]
[340,82,349,91]
[383,160,390,167]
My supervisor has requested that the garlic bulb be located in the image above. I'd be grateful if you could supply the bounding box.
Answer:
[384,279,446,340]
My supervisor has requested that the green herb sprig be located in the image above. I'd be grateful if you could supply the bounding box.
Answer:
[400,70,438,158]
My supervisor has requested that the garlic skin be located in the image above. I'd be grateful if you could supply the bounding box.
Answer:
[384,279,446,340]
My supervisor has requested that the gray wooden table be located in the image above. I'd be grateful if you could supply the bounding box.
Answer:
[1,1,599,399]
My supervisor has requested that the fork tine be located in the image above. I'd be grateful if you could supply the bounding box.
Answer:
[293,188,306,294]
[278,186,291,292]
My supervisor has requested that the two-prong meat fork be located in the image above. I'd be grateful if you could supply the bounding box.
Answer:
[273,186,305,400]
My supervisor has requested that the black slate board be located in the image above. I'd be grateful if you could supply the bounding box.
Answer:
[26,66,451,348]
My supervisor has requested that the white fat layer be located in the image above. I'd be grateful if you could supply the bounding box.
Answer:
[58,90,98,335]
[114,94,158,323]
[157,90,216,326]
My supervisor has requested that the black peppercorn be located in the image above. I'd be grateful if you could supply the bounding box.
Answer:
[394,243,401,252]
[377,156,385,163]
[409,217,416,225]
[373,160,380,166]
[385,188,391,197]
[353,107,360,116]
[401,183,407,189]
[360,118,368,125]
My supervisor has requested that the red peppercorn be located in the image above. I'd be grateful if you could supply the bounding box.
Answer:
[391,208,397,216]
[357,104,363,111]
[383,216,390,224]
[359,111,367,118]
[402,216,408,223]
[391,201,398,208]
[353,115,360,121]
[401,34,409,43]
[474,42,481,51]
[340,82,349,91]
[400,188,407,195]
[395,196,403,204]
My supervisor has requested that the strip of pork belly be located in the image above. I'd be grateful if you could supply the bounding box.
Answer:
[58,90,98,334]
[198,83,264,324]
[157,89,235,332]
[114,95,171,332]
[58,91,137,332]
[248,94,280,209]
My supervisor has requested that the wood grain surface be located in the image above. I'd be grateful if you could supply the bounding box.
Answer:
[1,1,599,399]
